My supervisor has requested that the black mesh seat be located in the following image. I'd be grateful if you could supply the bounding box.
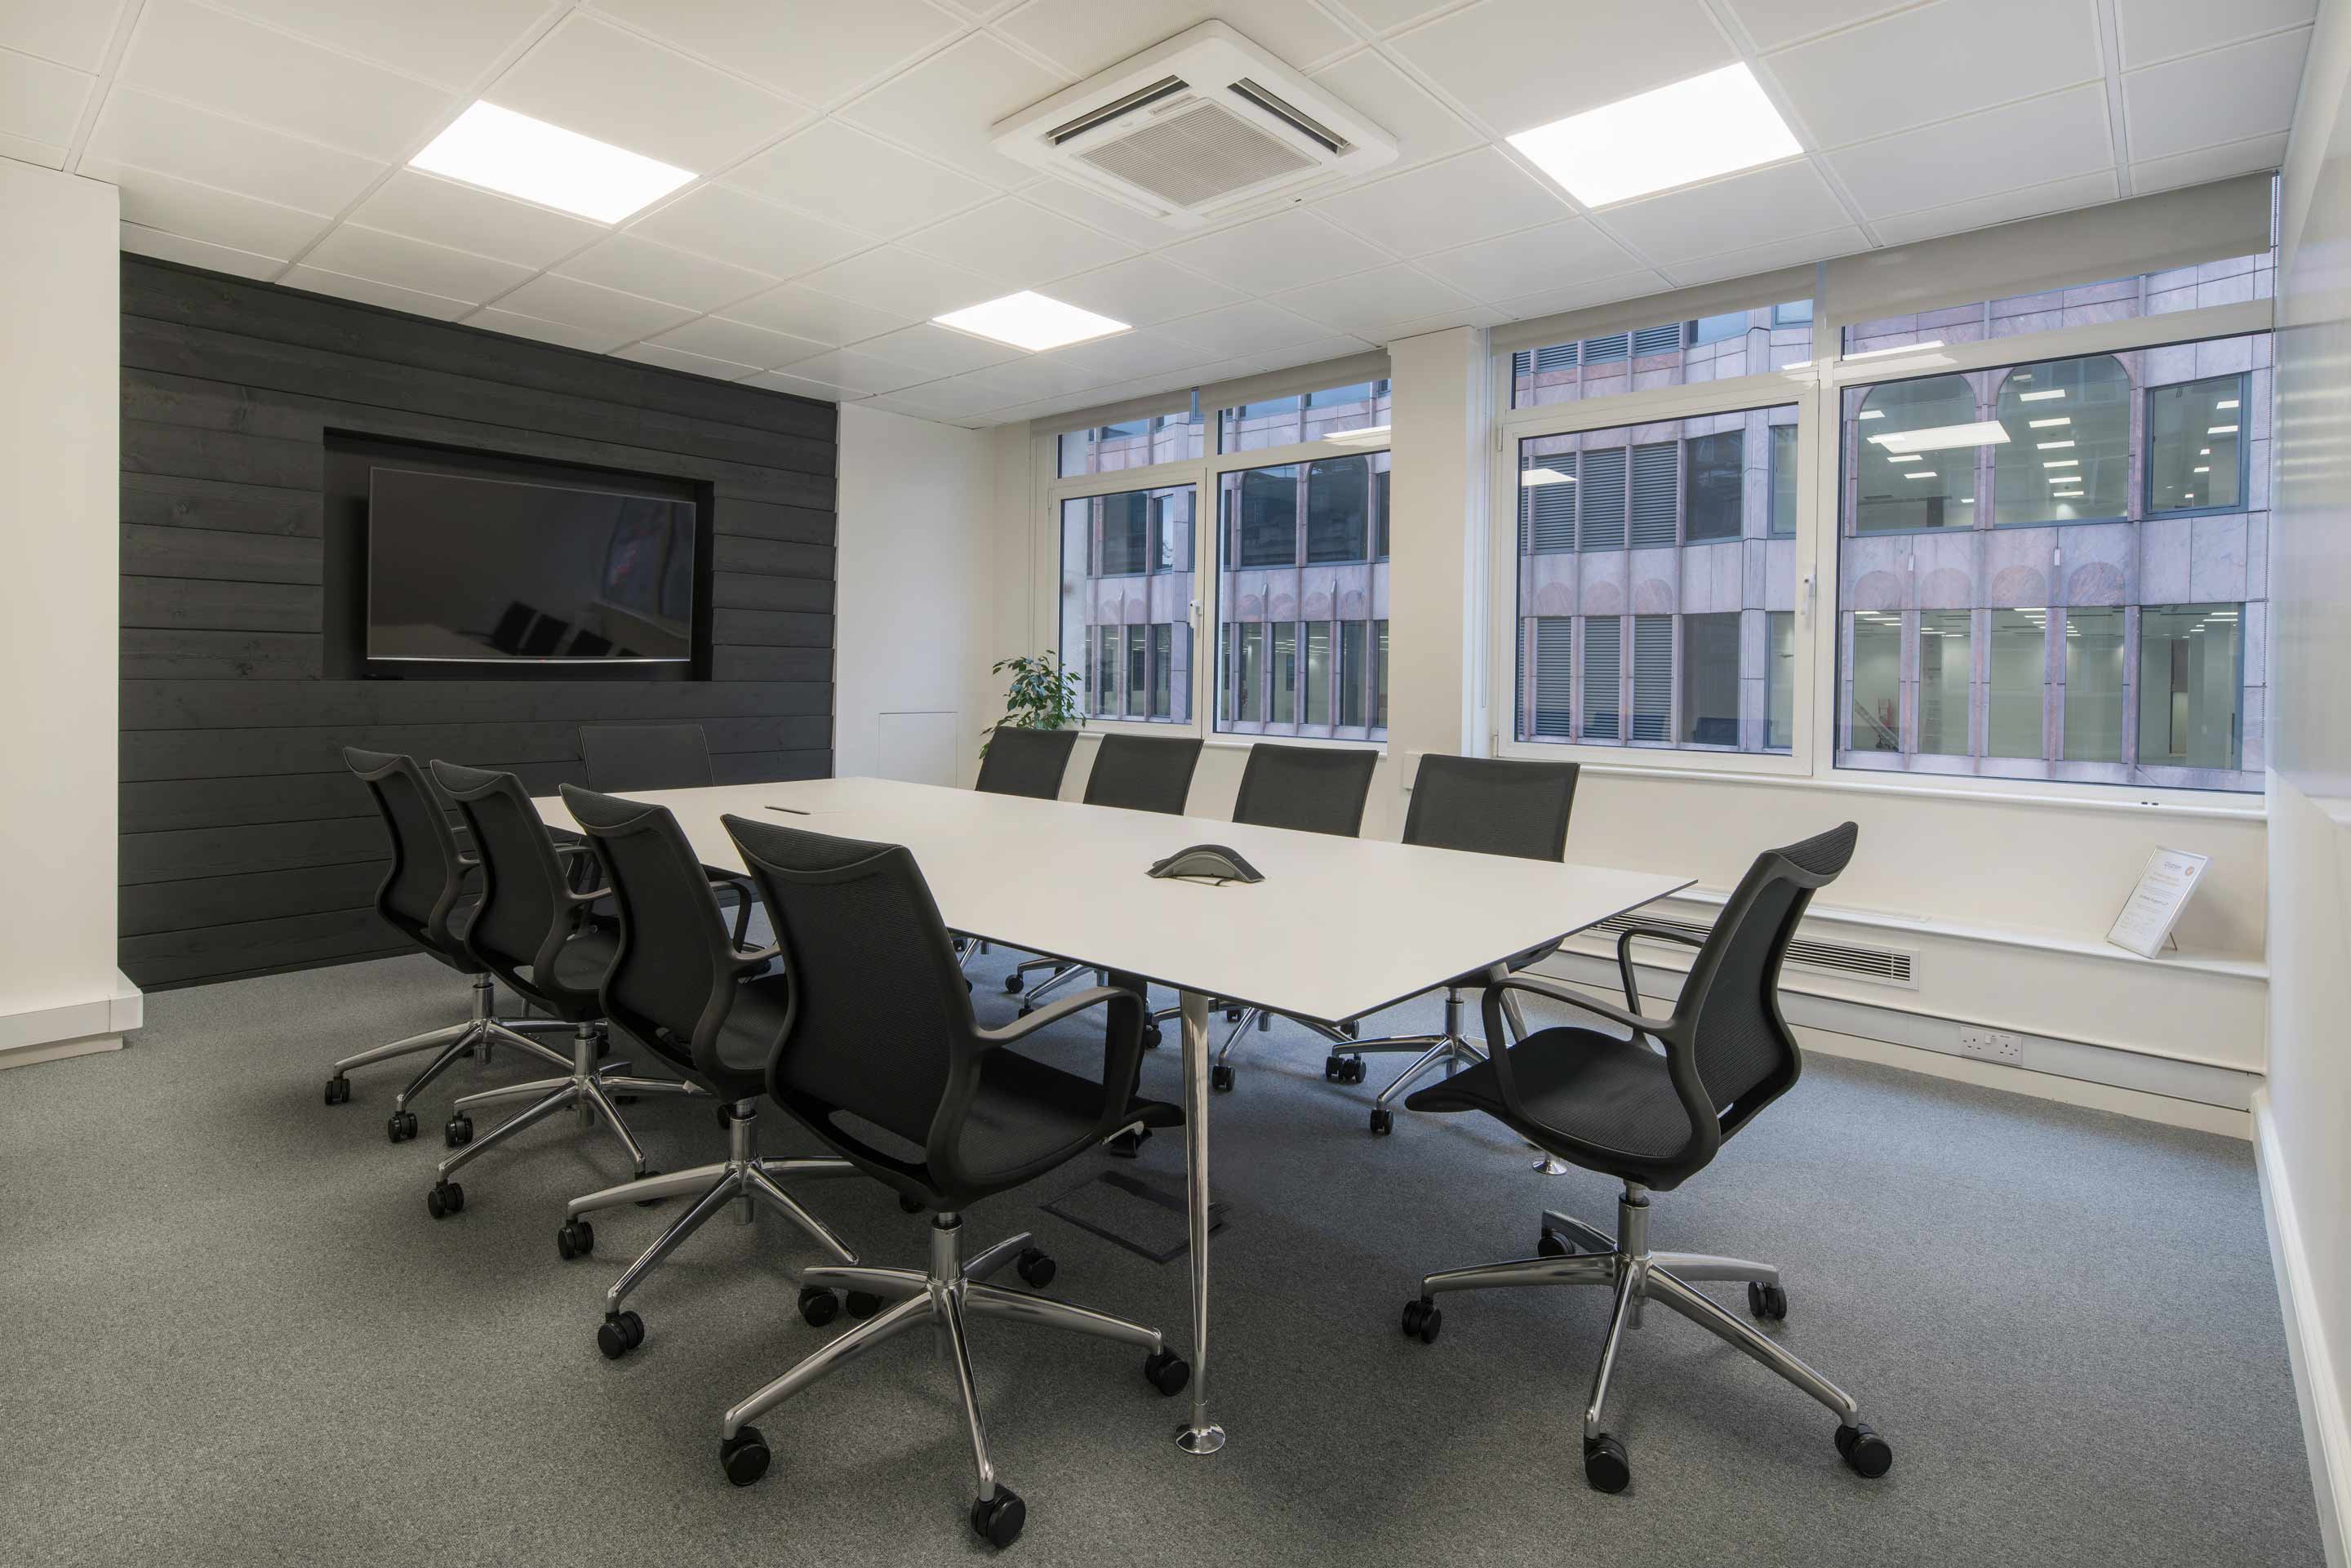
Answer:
[973,726,1080,799]
[1398,824,1896,1496]
[713,814,1189,1544]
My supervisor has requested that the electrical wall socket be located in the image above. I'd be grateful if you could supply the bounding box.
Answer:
[1958,1027,2023,1064]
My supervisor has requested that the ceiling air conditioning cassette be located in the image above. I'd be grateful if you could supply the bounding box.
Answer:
[991,21,1395,229]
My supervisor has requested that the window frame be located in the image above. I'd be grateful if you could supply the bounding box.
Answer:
[2143,371,2252,521]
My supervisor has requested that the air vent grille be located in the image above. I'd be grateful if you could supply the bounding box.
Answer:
[1049,74,1189,142]
[1077,101,1314,207]
[1589,913,1918,988]
[1229,78,1346,153]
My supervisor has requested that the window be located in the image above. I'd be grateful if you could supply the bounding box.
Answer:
[1769,424,1798,537]
[1060,483,1194,726]
[1766,611,1793,751]
[1992,356,2129,525]
[1848,613,1900,753]
[1304,622,1331,726]
[1058,410,1202,476]
[2148,375,2247,513]
[1684,431,1744,543]
[1918,611,1971,755]
[1123,625,1147,719]
[1681,613,1740,745]
[1306,455,1370,562]
[1272,622,1297,724]
[1234,464,1297,566]
[2138,604,2242,770]
[1840,252,2274,354]
[2061,606,2125,763]
[1986,609,2045,758]
[1220,379,1389,452]
[1853,375,1975,533]
[1511,301,1814,408]
[1582,617,1620,740]
[1371,620,1389,729]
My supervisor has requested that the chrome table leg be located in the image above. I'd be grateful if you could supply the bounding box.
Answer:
[1176,988,1223,1455]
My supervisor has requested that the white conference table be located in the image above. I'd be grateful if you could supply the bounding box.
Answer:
[536,775,1691,1455]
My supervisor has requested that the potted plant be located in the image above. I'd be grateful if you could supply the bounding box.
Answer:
[984,654,1083,755]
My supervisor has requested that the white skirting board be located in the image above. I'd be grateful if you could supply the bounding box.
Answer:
[2255,1090,2351,1568]
[0,971,143,1070]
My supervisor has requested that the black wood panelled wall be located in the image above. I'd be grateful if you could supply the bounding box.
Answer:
[119,257,837,989]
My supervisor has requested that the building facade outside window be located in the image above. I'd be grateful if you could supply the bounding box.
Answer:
[1839,251,2274,354]
[1058,410,1203,476]
[1059,484,1194,723]
[1220,380,1389,452]
[1511,304,1813,410]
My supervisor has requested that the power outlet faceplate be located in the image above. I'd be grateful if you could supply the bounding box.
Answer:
[1957,1027,2024,1064]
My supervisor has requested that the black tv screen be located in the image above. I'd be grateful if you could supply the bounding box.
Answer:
[367,467,696,664]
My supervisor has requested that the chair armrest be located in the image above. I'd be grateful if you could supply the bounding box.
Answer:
[705,869,755,947]
[727,942,780,975]
[1486,971,1660,1041]
[1615,923,1703,1012]
[975,985,1130,1046]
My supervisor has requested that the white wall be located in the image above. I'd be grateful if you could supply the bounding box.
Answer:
[2265,0,2351,1555]
[0,163,131,1065]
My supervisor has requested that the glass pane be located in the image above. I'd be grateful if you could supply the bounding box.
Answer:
[1373,620,1389,729]
[1987,609,2046,757]
[1060,484,1195,731]
[1306,455,1369,562]
[1631,615,1672,741]
[1770,424,1797,537]
[1124,626,1147,719]
[2138,603,2242,769]
[1993,356,2130,524]
[1058,411,1202,476]
[1773,299,1815,326]
[2062,606,2125,762]
[1583,617,1620,741]
[1681,613,1740,745]
[1219,380,1389,451]
[1766,611,1793,750]
[1374,465,1390,559]
[1304,622,1331,726]
[1855,375,1977,533]
[1515,306,1811,407]
[1340,620,1367,728]
[1271,622,1296,725]
[1238,623,1264,722]
[1849,614,1902,752]
[1684,431,1744,542]
[1096,491,1149,574]
[1151,624,1172,719]
[1689,311,1747,345]
[1918,611,1971,755]
[1839,254,2272,354]
[1518,446,1577,553]
[1095,624,1119,718]
[1228,464,1298,567]
[2148,375,2246,513]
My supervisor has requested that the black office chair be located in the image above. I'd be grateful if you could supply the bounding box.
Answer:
[1396,824,1893,1494]
[1004,734,1203,1011]
[972,724,1081,799]
[549,785,864,1359]
[418,762,705,1217]
[323,748,574,1135]
[1184,743,1379,1091]
[576,722,755,945]
[1330,755,1580,1134]
[715,814,1189,1548]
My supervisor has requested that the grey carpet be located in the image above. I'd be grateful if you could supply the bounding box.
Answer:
[0,951,2321,1568]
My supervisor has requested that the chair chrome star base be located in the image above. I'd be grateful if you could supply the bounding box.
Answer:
[718,1210,1189,1548]
[323,973,577,1139]
[1402,1182,1892,1493]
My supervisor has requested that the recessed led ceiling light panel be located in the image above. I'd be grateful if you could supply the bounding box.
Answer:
[935,291,1129,352]
[1505,64,1802,207]
[1869,421,2009,455]
[410,102,694,224]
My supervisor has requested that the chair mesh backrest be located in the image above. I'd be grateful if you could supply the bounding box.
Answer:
[1402,756,1578,860]
[974,726,1080,799]
[344,748,460,934]
[1684,822,1858,1112]
[578,723,715,793]
[1082,734,1203,815]
[1231,744,1378,837]
[559,786,733,1054]
[727,815,967,1147]
[429,761,565,979]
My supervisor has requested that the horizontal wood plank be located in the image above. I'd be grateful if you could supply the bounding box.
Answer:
[120,861,388,937]
[713,496,835,545]
[712,574,834,614]
[120,816,387,884]
[119,905,397,988]
[710,645,833,682]
[122,522,322,585]
[711,748,833,786]
[122,678,828,731]
[122,473,323,537]
[714,535,833,580]
[122,629,323,680]
[123,417,320,490]
[122,576,322,634]
[713,608,833,648]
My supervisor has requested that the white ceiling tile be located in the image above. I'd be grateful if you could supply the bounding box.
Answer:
[2122,27,2310,162]
[1314,148,1572,256]
[1595,160,1851,263]
[997,0,1354,78]
[647,314,832,368]
[836,32,1065,186]
[1162,210,1391,295]
[556,233,776,311]
[2130,132,2291,194]
[774,347,938,393]
[118,220,282,280]
[1389,0,1735,136]
[591,0,964,106]
[0,45,90,146]
[1308,48,1481,171]
[613,340,762,380]
[726,120,996,238]
[854,321,1024,375]
[958,353,1110,402]
[743,367,863,400]
[1664,224,1865,285]
[466,306,631,353]
[628,183,870,278]
[1040,326,1216,380]
[1868,169,2119,247]
[1386,304,1508,338]
[487,14,808,174]
[493,272,699,339]
[865,379,1011,420]
[1415,218,1644,300]
[0,130,67,167]
[203,0,551,90]
[281,264,473,319]
[349,170,606,269]
[1763,0,2103,149]
[0,1,126,72]
[118,2,454,161]
[1491,270,1670,321]
[1324,0,1455,34]
[795,243,1011,317]
[1044,254,1243,326]
[1018,174,1194,248]
[901,196,1136,285]
[80,157,332,257]
[725,283,914,344]
[1826,83,2113,219]
[1153,299,1334,356]
[304,224,535,304]
[2114,0,2316,69]
[86,89,385,215]
[1721,0,1913,51]
[1267,264,1474,340]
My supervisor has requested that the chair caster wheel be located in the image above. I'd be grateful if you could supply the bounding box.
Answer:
[1225,1007,1243,1023]
[1836,1422,1892,1477]
[900,1193,926,1215]
[633,1170,664,1207]
[970,1486,1026,1548]
[323,1076,351,1106]
[1143,1348,1190,1396]
[1584,1433,1630,1493]
[798,1285,841,1326]
[557,1218,594,1260]
[424,1180,464,1219]
[1749,1281,1788,1320]
[1537,1230,1570,1258]
[1016,1003,1033,1018]
[1210,1064,1234,1093]
[1401,1295,1442,1342]
[597,1309,644,1359]
[1015,1246,1056,1289]
[1324,1054,1344,1082]
[721,1425,770,1486]
[1368,1108,1393,1135]
[1140,1024,1161,1050]
[1340,1020,1359,1039]
[1105,1126,1148,1158]
[385,1109,418,1143]
[844,1290,882,1319]
[1003,973,1025,993]
[444,1114,473,1148]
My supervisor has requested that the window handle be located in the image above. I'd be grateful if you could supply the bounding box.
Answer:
[1802,572,1817,624]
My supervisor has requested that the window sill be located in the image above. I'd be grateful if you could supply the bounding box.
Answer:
[1203,734,1387,757]
[1566,757,2268,820]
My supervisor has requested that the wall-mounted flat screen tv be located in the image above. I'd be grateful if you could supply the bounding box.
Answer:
[367,468,696,663]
